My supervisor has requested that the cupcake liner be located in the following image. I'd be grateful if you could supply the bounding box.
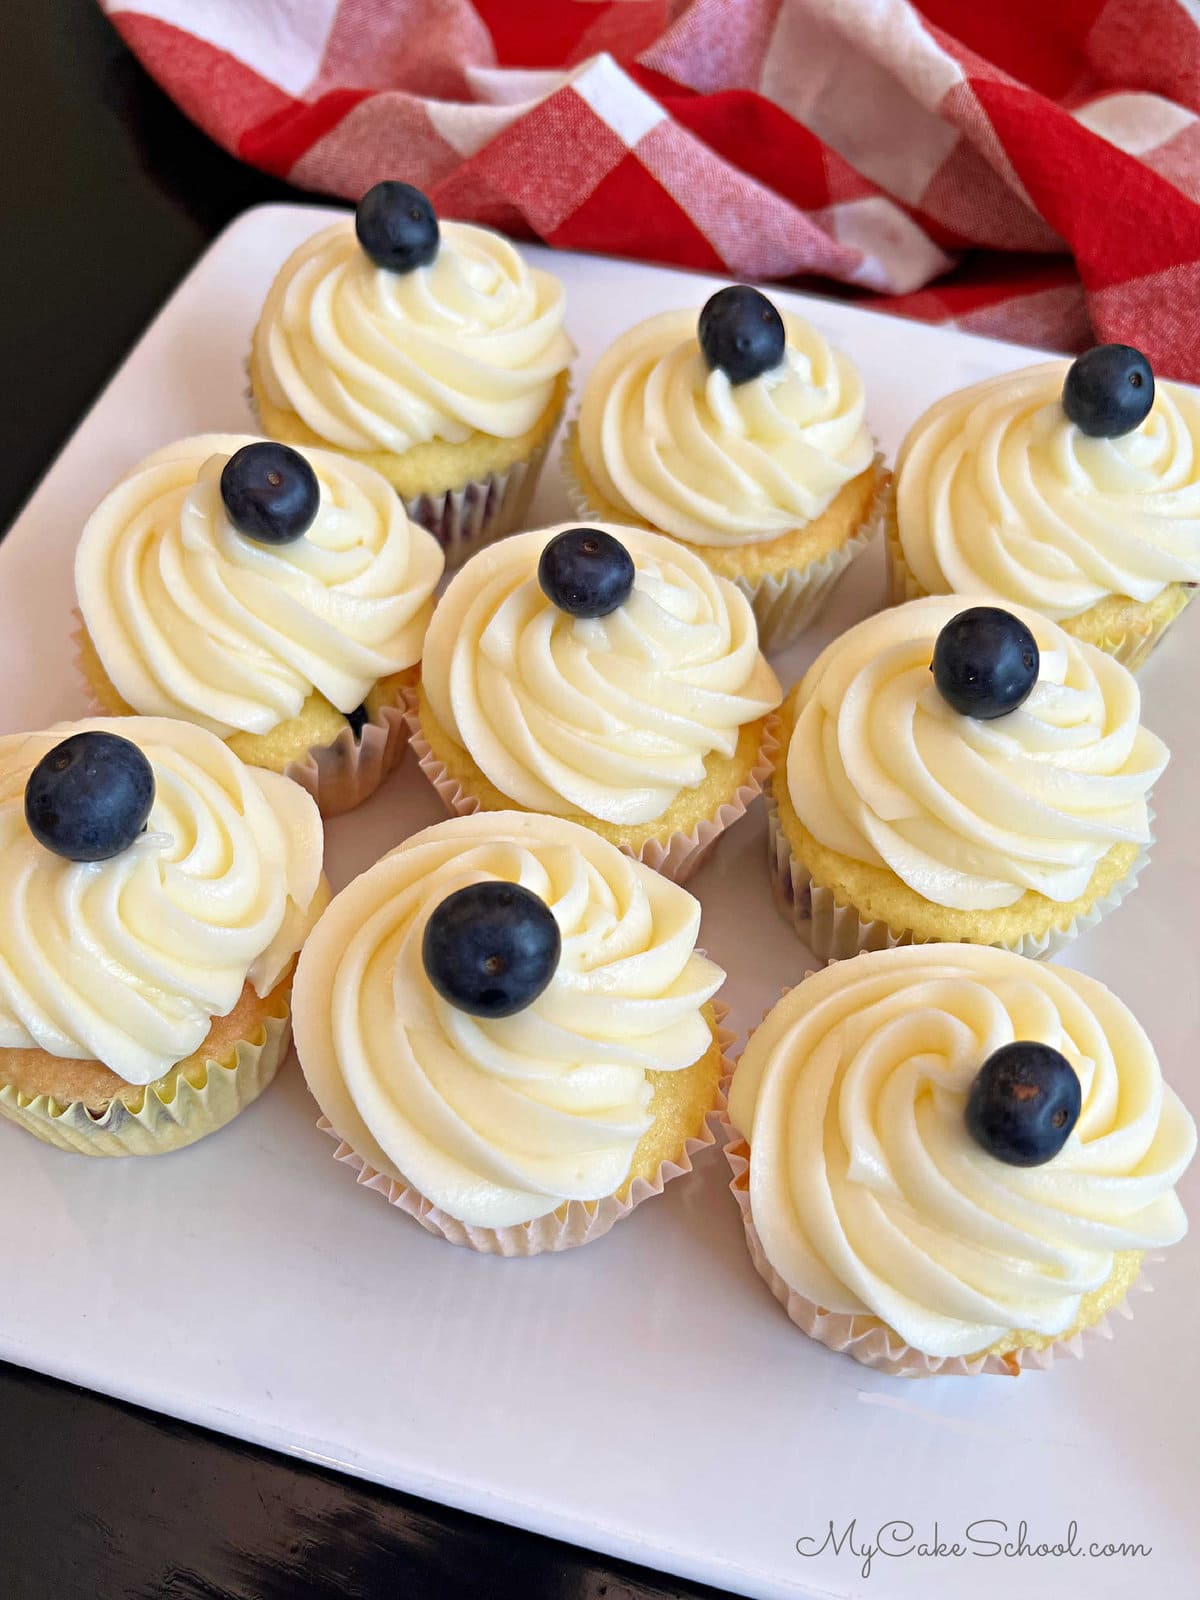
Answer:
[0,1003,291,1158]
[720,1120,1150,1377]
[766,789,1153,962]
[562,425,888,652]
[884,487,1197,669]
[282,683,415,817]
[315,1005,734,1256]
[402,433,554,571]
[73,611,413,819]
[405,705,779,886]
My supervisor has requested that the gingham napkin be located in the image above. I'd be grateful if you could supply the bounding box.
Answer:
[102,0,1200,378]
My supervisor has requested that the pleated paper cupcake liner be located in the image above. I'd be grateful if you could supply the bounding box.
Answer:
[73,613,413,818]
[720,1122,1152,1378]
[283,685,415,817]
[562,426,888,652]
[405,706,779,886]
[315,1006,734,1256]
[883,485,1196,670]
[0,1005,291,1158]
[402,431,555,571]
[766,789,1152,962]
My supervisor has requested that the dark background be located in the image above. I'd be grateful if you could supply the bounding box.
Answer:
[0,4,729,1597]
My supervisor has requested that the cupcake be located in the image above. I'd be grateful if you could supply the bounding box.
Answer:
[0,718,327,1156]
[250,182,575,566]
[889,345,1200,669]
[770,597,1165,960]
[726,944,1195,1375]
[75,434,444,815]
[411,523,782,883]
[292,811,729,1254]
[565,286,886,650]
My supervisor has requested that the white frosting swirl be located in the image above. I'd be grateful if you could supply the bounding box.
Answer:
[729,945,1195,1357]
[76,434,444,738]
[787,597,1166,910]
[253,220,575,452]
[293,812,723,1226]
[0,718,325,1085]
[577,308,874,545]
[421,524,782,825]
[896,363,1200,617]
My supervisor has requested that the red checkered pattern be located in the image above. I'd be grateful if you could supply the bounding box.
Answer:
[103,0,1200,378]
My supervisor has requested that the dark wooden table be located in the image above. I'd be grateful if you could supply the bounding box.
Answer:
[0,6,729,1596]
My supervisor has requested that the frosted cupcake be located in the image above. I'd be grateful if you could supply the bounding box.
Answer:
[566,286,886,650]
[293,811,728,1254]
[890,345,1200,669]
[0,718,327,1156]
[411,523,782,882]
[726,945,1195,1375]
[75,434,443,815]
[250,182,575,565]
[770,597,1165,960]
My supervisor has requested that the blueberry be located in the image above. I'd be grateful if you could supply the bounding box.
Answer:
[697,285,786,385]
[24,731,155,863]
[538,528,635,619]
[344,704,370,743]
[423,881,561,1019]
[220,442,319,545]
[932,606,1039,720]
[965,1041,1081,1167]
[355,181,440,273]
[1062,344,1154,438]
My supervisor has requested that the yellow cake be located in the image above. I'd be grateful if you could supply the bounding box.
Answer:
[413,522,782,882]
[73,433,443,814]
[726,946,1195,1375]
[769,596,1165,960]
[889,360,1200,668]
[566,298,886,649]
[293,811,729,1253]
[249,199,575,564]
[0,717,327,1156]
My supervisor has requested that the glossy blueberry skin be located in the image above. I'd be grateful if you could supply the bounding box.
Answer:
[1062,344,1154,438]
[931,606,1039,720]
[697,285,786,385]
[355,181,440,273]
[422,881,561,1019]
[537,528,635,618]
[220,442,319,545]
[344,704,369,743]
[965,1041,1081,1167]
[24,731,155,862]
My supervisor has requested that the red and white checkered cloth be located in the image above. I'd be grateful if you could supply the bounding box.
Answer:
[102,0,1200,379]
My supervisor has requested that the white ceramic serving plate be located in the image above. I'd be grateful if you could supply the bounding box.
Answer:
[2,207,1197,1600]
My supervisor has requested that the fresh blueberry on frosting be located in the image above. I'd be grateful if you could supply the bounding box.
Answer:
[219,441,320,545]
[932,605,1039,720]
[966,1040,1082,1167]
[537,527,636,618]
[354,180,440,273]
[24,730,154,862]
[1062,344,1154,439]
[697,285,786,385]
[422,880,561,1019]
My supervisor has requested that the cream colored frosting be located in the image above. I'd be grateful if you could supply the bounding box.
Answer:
[0,717,326,1085]
[421,523,782,825]
[577,307,874,546]
[254,219,574,452]
[292,811,723,1226]
[787,596,1165,910]
[729,944,1195,1357]
[76,434,444,738]
[895,363,1200,617]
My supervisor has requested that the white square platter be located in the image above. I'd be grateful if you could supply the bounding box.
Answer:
[1,205,1197,1600]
